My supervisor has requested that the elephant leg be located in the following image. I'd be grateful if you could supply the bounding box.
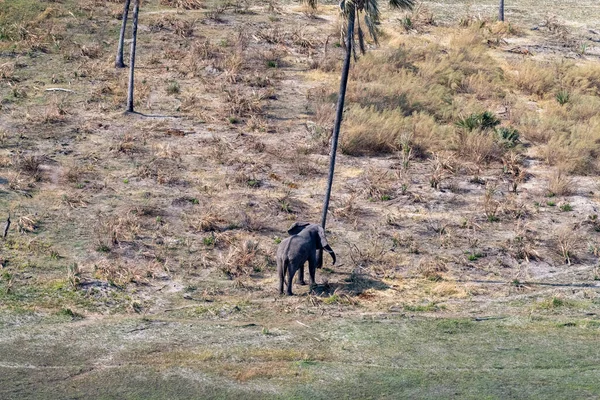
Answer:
[277,260,284,295]
[297,263,306,285]
[308,257,317,287]
[286,264,296,296]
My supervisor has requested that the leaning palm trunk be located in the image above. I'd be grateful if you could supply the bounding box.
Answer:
[115,0,131,68]
[499,0,504,21]
[318,5,356,266]
[126,0,140,112]
[320,6,355,229]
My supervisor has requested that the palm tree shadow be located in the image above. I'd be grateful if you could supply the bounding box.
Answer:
[125,111,184,119]
[312,271,389,297]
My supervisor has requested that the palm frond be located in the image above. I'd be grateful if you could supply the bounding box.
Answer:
[364,0,380,21]
[364,14,378,45]
[356,14,366,54]
[340,0,355,15]
[304,0,318,10]
[351,26,358,61]
[388,0,414,10]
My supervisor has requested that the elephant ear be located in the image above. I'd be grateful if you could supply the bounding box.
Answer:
[317,226,329,249]
[287,221,310,235]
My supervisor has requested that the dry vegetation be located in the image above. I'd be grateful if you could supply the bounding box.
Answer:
[0,0,600,346]
[2,0,600,396]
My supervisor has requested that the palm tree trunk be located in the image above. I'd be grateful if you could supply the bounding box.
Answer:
[126,0,139,113]
[115,0,131,68]
[499,0,504,22]
[317,5,355,266]
[320,6,355,229]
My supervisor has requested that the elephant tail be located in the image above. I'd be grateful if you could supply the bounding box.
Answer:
[281,257,289,287]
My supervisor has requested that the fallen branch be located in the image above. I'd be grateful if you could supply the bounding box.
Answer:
[45,88,75,93]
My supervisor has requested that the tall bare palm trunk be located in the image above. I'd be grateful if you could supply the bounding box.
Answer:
[499,0,505,21]
[318,6,355,264]
[126,0,140,113]
[115,0,131,68]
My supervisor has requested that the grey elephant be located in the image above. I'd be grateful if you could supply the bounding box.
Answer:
[277,222,336,295]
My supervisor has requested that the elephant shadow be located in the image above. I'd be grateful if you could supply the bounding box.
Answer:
[311,270,390,297]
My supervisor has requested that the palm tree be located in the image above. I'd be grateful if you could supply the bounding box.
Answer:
[126,0,140,112]
[499,0,504,22]
[319,0,414,229]
[115,0,132,68]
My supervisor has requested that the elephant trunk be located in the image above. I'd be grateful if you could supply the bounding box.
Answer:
[324,244,336,265]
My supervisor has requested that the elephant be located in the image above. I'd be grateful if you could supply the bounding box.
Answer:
[277,222,336,295]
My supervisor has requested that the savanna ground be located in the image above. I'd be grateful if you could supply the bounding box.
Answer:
[1,0,600,397]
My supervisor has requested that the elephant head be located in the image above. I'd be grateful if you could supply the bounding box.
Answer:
[287,222,336,266]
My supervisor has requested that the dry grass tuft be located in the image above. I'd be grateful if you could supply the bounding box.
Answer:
[160,0,203,9]
[556,226,579,265]
[93,260,151,287]
[417,257,448,281]
[547,169,574,197]
[94,211,141,252]
[220,240,264,278]
[12,152,43,181]
[185,209,223,232]
[505,222,539,262]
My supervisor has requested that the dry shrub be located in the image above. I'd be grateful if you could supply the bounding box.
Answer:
[152,143,181,160]
[290,28,315,50]
[291,153,320,176]
[361,167,395,201]
[185,209,223,232]
[417,257,448,281]
[510,61,556,97]
[61,192,89,209]
[482,182,501,222]
[454,130,501,165]
[7,171,35,192]
[224,88,264,117]
[540,117,600,175]
[41,95,70,124]
[565,63,600,96]
[111,133,142,154]
[429,282,468,298]
[237,210,267,232]
[332,194,361,221]
[340,107,399,155]
[246,115,270,133]
[428,151,456,190]
[218,52,244,83]
[160,0,203,9]
[398,3,435,33]
[348,236,391,276]
[173,19,196,38]
[556,226,579,265]
[12,152,43,181]
[95,211,141,251]
[540,14,571,43]
[502,152,527,193]
[341,107,447,156]
[255,26,285,44]
[136,158,182,185]
[62,164,85,184]
[93,260,151,287]
[505,223,539,262]
[0,62,16,81]
[547,169,574,197]
[220,240,264,278]
[17,214,38,233]
[500,195,528,220]
[79,43,103,59]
